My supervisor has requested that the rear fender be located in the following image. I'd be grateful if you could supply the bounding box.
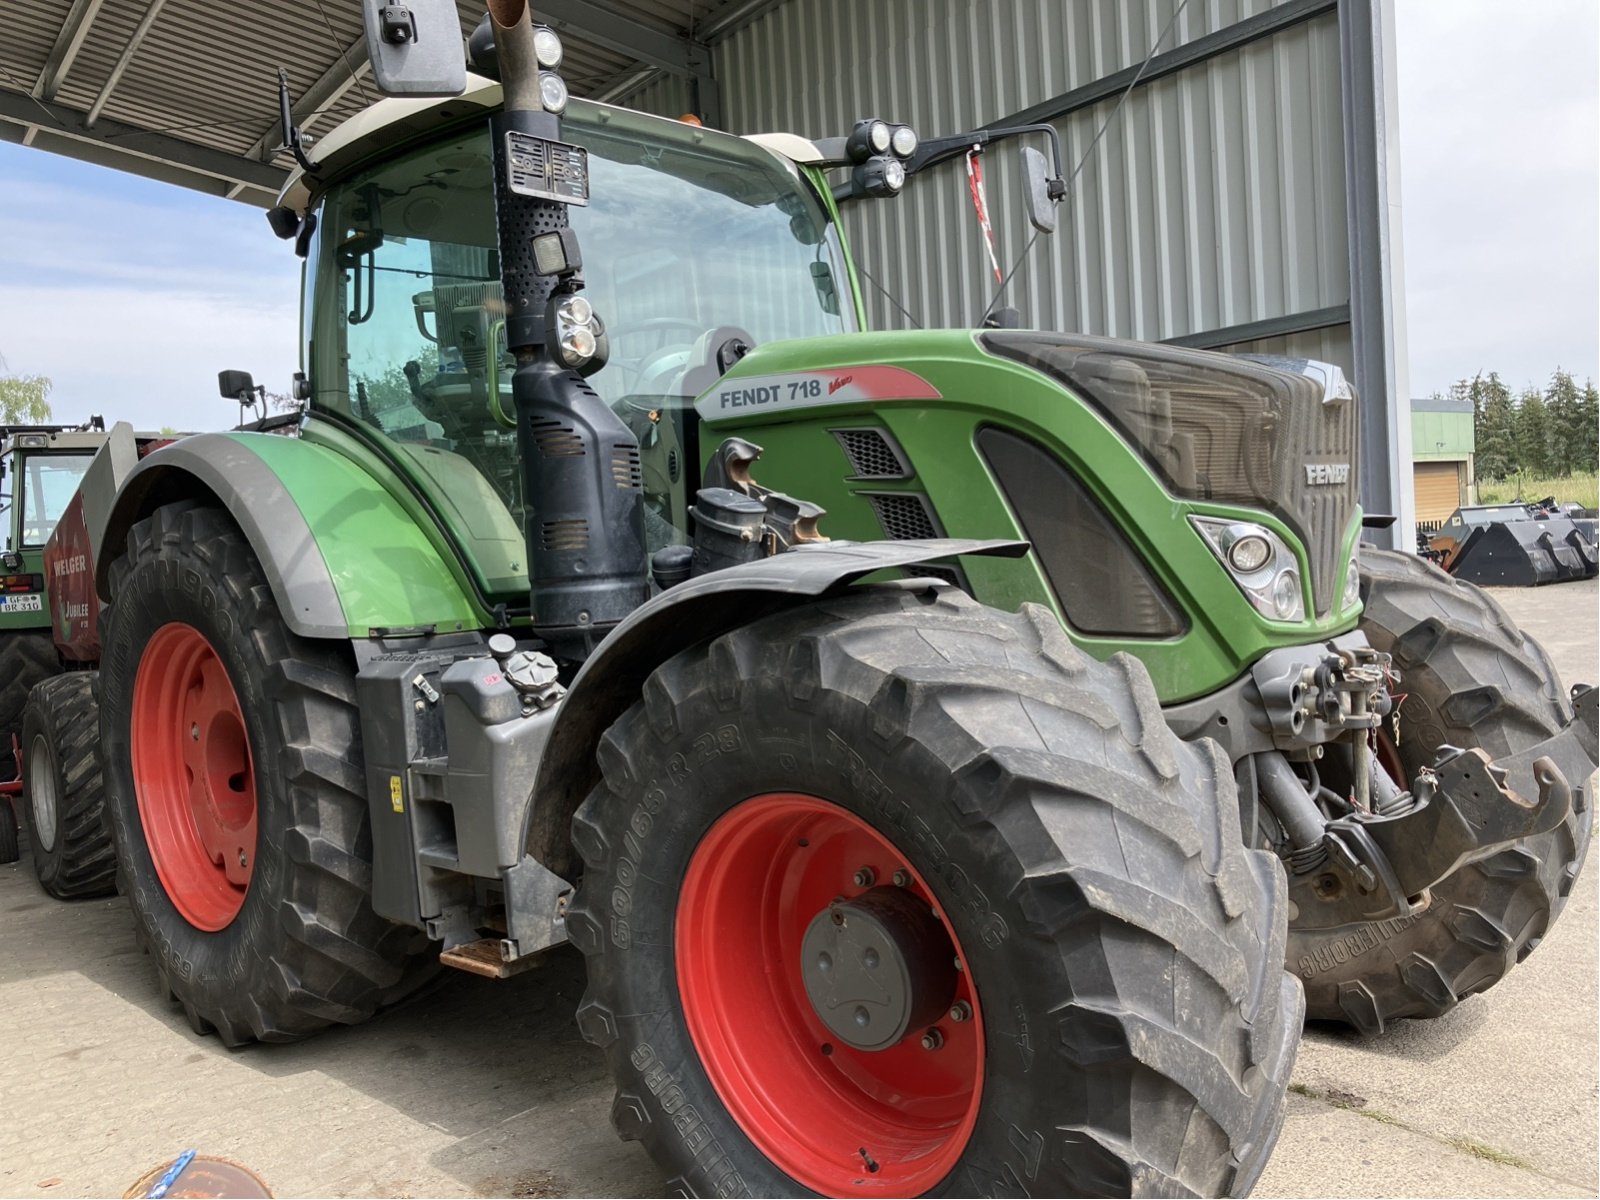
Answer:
[523,538,1028,875]
[94,432,483,639]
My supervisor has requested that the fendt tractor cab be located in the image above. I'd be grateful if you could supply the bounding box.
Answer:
[71,3,1595,1196]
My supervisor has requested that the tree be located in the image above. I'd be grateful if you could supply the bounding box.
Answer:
[1470,372,1518,480]
[0,353,53,425]
[1514,386,1550,477]
[1542,369,1598,477]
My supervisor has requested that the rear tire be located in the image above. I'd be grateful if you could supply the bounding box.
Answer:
[569,584,1301,1197]
[0,631,60,780]
[21,673,116,898]
[99,503,437,1044]
[1289,548,1594,1033]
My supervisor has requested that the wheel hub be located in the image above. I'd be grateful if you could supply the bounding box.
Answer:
[800,886,956,1051]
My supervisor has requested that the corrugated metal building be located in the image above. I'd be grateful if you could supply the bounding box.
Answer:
[618,0,1413,546]
[0,0,1413,542]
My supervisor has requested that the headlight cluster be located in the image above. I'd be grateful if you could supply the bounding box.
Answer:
[534,26,567,112]
[547,291,608,376]
[847,117,918,198]
[1191,517,1305,622]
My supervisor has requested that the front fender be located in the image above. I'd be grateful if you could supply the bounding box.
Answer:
[524,538,1027,874]
[94,432,483,639]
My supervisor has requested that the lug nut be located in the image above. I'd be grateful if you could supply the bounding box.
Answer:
[920,1028,944,1051]
[852,866,876,888]
[239,852,248,868]
[949,1001,971,1023]
[891,869,910,887]
[190,724,200,741]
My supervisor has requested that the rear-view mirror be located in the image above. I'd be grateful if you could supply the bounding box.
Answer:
[363,0,468,98]
[1020,146,1058,235]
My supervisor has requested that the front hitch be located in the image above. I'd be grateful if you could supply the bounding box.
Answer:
[1288,685,1597,929]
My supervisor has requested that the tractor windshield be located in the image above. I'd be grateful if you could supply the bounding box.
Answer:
[307,106,853,593]
[6,452,94,548]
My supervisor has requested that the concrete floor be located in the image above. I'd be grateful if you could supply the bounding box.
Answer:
[1,581,1594,1199]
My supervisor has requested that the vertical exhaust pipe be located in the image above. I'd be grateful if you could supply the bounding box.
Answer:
[486,0,649,659]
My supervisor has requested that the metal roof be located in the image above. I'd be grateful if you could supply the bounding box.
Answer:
[0,0,783,206]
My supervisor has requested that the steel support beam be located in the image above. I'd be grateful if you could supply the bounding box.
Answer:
[0,90,286,194]
[32,0,109,101]
[1340,0,1414,549]
[1162,304,1352,350]
[245,33,371,161]
[85,0,170,128]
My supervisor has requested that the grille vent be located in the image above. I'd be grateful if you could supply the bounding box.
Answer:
[865,492,941,541]
[530,418,584,458]
[832,428,912,480]
[611,445,642,489]
[540,518,589,552]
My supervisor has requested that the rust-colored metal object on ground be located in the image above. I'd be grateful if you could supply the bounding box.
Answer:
[124,1155,271,1199]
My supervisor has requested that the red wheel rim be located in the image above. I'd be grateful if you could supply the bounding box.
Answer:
[676,793,983,1195]
[131,622,257,931]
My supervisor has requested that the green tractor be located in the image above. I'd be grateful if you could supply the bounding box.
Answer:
[0,418,110,867]
[74,3,1594,1195]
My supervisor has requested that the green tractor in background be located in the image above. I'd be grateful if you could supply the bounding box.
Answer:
[67,3,1595,1195]
[0,419,108,870]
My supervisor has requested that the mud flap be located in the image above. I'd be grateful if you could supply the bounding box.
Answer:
[1293,686,1598,927]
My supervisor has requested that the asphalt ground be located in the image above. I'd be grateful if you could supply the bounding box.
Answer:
[1,580,1594,1199]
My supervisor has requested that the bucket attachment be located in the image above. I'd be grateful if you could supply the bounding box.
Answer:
[1446,517,1596,586]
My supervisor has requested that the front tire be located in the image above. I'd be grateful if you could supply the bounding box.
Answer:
[99,503,437,1044]
[569,585,1301,1197]
[1289,548,1594,1033]
[20,673,116,898]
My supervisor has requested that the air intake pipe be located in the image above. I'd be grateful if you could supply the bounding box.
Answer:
[486,0,649,660]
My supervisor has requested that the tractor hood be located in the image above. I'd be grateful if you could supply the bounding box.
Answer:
[696,328,1361,618]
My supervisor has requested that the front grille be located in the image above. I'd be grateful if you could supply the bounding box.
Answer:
[982,332,1359,615]
[865,492,941,541]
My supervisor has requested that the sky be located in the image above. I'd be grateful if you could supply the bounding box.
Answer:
[0,0,1597,431]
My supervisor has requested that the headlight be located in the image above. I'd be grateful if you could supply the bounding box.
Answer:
[884,159,906,190]
[868,120,891,153]
[539,71,568,114]
[1273,569,1302,619]
[1227,532,1272,574]
[1343,552,1362,608]
[1191,517,1305,623]
[890,124,918,157]
[557,294,592,326]
[533,27,563,68]
[560,325,597,365]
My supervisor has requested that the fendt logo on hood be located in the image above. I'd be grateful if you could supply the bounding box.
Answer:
[696,365,943,421]
[1304,462,1351,486]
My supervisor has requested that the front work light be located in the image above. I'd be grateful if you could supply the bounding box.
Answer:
[851,155,905,199]
[539,71,568,113]
[533,26,563,68]
[890,124,918,158]
[846,119,893,162]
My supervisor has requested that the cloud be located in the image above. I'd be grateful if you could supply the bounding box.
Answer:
[1395,0,1600,395]
[0,283,298,433]
[0,144,300,430]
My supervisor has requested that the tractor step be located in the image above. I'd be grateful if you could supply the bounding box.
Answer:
[438,937,541,979]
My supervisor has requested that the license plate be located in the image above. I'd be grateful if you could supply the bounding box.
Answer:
[0,594,42,613]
